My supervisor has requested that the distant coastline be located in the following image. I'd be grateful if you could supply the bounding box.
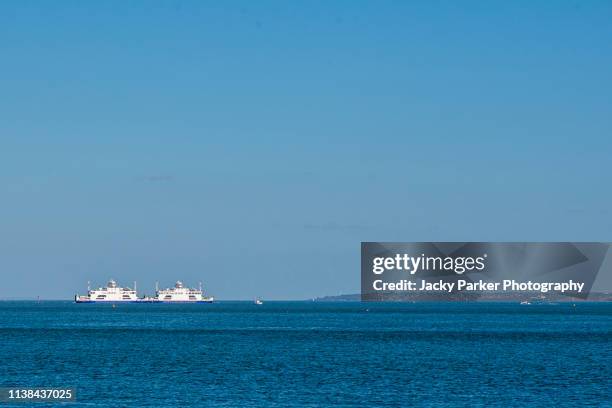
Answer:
[316,291,612,302]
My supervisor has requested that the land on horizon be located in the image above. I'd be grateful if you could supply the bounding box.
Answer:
[3,291,612,303]
[316,291,612,302]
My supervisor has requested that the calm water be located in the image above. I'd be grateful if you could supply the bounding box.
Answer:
[0,301,610,407]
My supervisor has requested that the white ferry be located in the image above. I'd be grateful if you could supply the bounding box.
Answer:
[75,279,214,303]
[75,280,139,303]
[154,281,214,303]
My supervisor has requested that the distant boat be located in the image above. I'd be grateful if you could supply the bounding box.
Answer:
[254,298,263,305]
[520,300,531,305]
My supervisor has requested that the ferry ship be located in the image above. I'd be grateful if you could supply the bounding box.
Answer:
[75,280,214,303]
[154,281,214,303]
[75,279,138,303]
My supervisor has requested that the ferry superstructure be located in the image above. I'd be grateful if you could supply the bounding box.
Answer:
[154,281,214,303]
[75,280,138,303]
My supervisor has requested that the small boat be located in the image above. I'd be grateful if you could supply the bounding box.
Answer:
[254,298,263,305]
[520,300,531,305]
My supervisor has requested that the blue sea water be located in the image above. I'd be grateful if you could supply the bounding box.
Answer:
[0,301,610,407]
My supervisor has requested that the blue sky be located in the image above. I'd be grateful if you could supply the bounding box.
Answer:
[1,1,612,299]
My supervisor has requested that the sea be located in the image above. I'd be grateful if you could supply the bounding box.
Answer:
[0,301,610,407]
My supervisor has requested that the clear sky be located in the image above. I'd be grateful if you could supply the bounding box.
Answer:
[1,1,612,299]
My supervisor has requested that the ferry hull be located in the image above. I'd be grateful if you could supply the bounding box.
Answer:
[75,300,214,303]
[74,300,143,303]
[75,296,214,304]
